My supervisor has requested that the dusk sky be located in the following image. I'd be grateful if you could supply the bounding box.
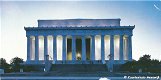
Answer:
[1,1,161,62]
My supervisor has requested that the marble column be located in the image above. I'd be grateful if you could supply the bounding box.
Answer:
[108,35,114,72]
[31,37,35,60]
[62,35,67,60]
[35,36,39,61]
[101,35,105,63]
[119,35,124,61]
[128,35,132,61]
[82,36,86,60]
[53,36,57,63]
[27,36,31,61]
[110,35,114,60]
[72,36,76,60]
[44,36,48,60]
[91,35,95,60]
[123,37,128,60]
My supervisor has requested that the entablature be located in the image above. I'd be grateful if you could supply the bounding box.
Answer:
[24,26,135,31]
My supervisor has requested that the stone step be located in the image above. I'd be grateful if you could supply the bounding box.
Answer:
[50,64,108,72]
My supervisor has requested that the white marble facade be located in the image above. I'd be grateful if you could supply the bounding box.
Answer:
[25,19,135,64]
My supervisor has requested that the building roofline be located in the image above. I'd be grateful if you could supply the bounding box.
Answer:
[24,25,135,30]
[37,18,121,21]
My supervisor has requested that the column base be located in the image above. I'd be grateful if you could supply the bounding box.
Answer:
[53,60,56,64]
[107,60,114,72]
[102,60,106,64]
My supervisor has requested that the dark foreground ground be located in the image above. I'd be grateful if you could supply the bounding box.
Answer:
[1,64,161,80]
[1,72,161,80]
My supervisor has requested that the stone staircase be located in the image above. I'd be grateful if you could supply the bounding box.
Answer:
[50,64,108,72]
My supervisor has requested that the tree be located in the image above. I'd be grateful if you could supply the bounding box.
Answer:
[138,54,152,72]
[120,54,161,73]
[120,60,138,72]
[10,57,24,72]
[138,54,151,62]
[148,59,161,73]
[0,58,10,73]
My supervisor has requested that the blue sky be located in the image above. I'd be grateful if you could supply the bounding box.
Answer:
[1,1,161,62]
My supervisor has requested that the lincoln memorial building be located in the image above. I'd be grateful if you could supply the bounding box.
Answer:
[24,19,135,65]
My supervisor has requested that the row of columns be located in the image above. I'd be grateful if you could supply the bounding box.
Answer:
[27,35,132,62]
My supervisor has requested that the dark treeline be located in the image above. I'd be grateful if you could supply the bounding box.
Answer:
[0,54,161,73]
[0,57,23,73]
[120,54,161,73]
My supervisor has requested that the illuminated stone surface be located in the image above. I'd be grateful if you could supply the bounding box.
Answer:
[24,19,135,71]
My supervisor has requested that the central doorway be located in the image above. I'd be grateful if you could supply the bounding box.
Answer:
[66,37,91,60]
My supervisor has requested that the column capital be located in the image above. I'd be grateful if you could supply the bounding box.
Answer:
[91,35,95,37]
[35,35,39,38]
[127,35,132,37]
[101,35,105,38]
[26,36,30,38]
[81,36,86,39]
[26,35,31,38]
[52,35,56,37]
[34,34,40,37]
[72,35,76,38]
[44,35,48,38]
[120,35,124,37]
[62,35,67,37]
[81,35,86,37]
[110,35,114,37]
[110,35,114,39]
